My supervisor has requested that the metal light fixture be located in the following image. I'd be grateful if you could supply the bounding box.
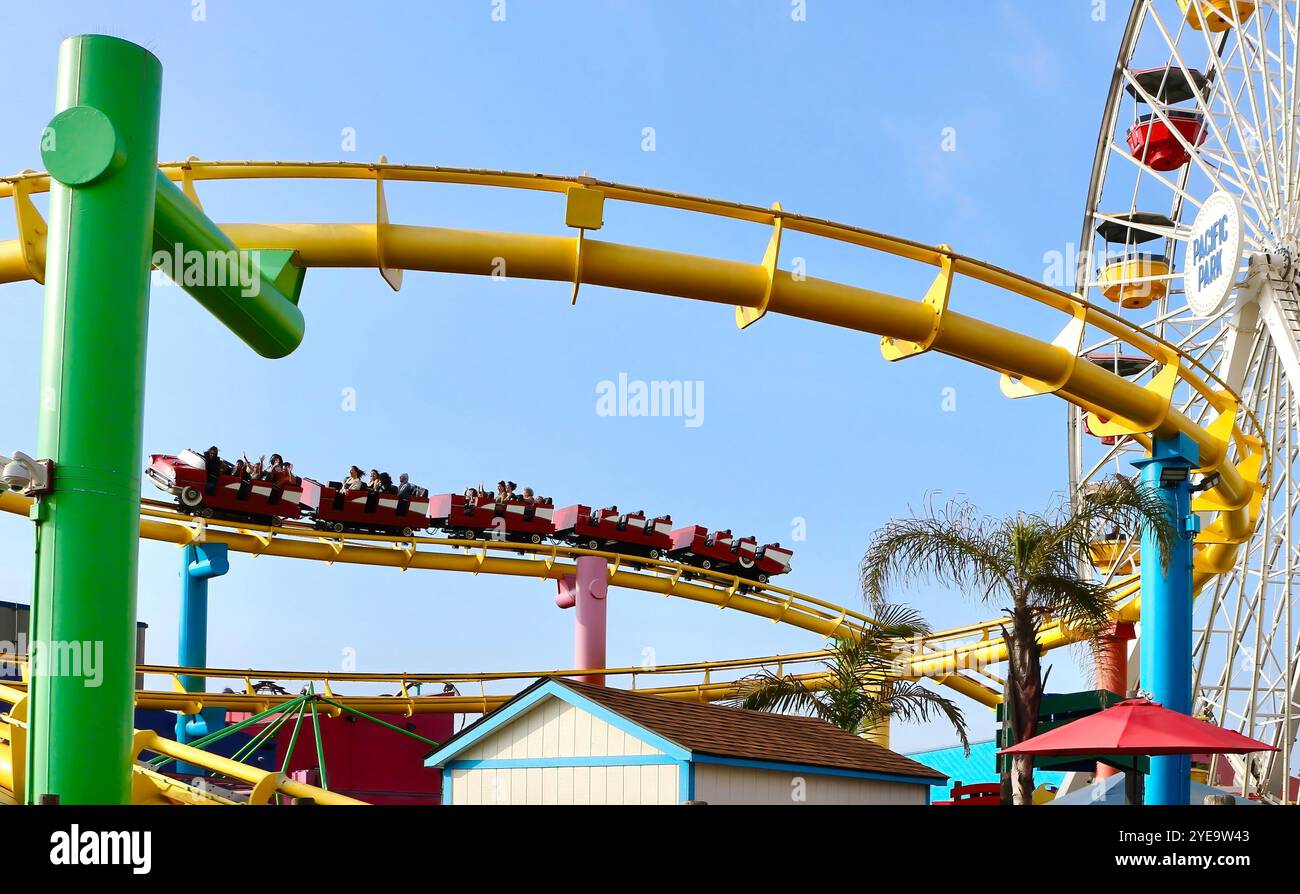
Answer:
[1159,466,1189,485]
[0,450,54,496]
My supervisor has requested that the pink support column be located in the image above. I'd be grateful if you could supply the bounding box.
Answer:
[1095,620,1136,780]
[555,556,609,685]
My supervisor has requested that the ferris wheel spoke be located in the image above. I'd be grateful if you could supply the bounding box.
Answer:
[1249,4,1300,240]
[1146,5,1277,225]
[1235,1,1287,217]
[1285,2,1300,218]
[1105,140,1271,243]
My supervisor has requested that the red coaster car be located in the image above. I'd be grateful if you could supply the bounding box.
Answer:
[147,450,303,524]
[668,526,791,583]
[754,542,793,580]
[428,493,556,543]
[301,479,431,536]
[553,505,673,558]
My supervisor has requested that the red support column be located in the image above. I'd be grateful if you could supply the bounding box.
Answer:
[555,556,609,685]
[1095,621,1136,780]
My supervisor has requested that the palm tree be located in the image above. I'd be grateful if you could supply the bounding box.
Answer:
[730,602,970,754]
[860,475,1175,805]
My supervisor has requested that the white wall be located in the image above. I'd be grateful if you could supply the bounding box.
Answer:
[693,763,927,805]
[448,763,680,805]
[447,694,682,805]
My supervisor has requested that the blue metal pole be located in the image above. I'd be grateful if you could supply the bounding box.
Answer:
[179,543,227,688]
[1132,433,1198,806]
[175,543,228,773]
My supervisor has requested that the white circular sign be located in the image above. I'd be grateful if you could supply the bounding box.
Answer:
[1185,190,1243,318]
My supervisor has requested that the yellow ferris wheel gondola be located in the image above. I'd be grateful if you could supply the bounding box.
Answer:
[1177,0,1256,32]
[1095,211,1175,310]
[1098,253,1171,309]
[1089,538,1140,576]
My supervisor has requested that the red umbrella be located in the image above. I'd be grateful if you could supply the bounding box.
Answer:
[999,698,1277,757]
[1000,698,1275,805]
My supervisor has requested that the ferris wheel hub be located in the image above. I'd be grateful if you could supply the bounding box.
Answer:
[1246,251,1300,293]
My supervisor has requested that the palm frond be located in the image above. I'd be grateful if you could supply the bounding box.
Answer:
[1054,475,1177,572]
[876,679,971,756]
[1028,572,1117,641]
[860,500,1012,611]
[859,601,933,643]
[730,671,828,720]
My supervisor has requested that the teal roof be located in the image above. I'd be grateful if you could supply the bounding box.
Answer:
[905,740,1066,801]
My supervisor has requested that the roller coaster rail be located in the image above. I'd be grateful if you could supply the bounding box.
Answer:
[0,158,1271,726]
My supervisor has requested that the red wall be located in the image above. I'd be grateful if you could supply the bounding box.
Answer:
[237,709,455,805]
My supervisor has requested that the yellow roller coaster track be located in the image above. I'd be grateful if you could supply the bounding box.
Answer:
[0,160,1270,717]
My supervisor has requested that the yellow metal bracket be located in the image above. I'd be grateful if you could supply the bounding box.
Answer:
[1000,298,1086,398]
[566,185,604,305]
[566,185,605,229]
[881,246,954,360]
[719,580,740,609]
[246,529,272,554]
[571,230,587,305]
[827,609,850,638]
[180,156,204,209]
[1087,345,1180,437]
[375,155,403,292]
[772,595,795,625]
[248,772,283,805]
[736,202,784,329]
[13,173,47,285]
[1190,392,1241,480]
[130,730,156,762]
[318,535,345,564]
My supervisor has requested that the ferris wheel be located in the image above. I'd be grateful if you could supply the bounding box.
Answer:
[1073,0,1300,799]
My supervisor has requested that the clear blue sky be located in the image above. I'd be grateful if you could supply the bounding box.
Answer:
[0,1,1127,752]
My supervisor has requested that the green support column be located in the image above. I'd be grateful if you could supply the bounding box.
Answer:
[27,35,162,804]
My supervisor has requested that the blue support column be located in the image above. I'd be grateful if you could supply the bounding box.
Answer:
[174,543,229,774]
[1132,433,1199,806]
